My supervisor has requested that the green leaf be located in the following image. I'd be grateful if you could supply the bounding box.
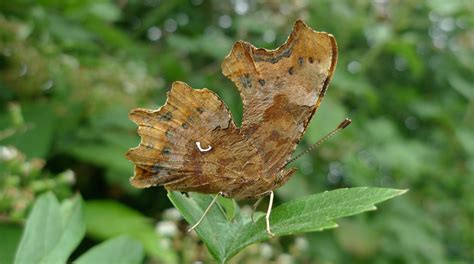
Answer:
[168,187,407,263]
[14,192,85,264]
[74,236,144,264]
[84,200,177,264]
[217,196,238,221]
[0,223,23,264]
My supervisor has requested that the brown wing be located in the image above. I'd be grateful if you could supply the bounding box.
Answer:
[221,20,338,176]
[125,81,263,195]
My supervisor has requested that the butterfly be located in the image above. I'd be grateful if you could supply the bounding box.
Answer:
[126,20,350,236]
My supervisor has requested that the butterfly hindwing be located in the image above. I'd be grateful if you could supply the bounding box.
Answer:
[126,81,263,193]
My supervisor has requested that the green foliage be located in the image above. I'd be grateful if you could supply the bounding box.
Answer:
[1,0,473,263]
[74,236,144,264]
[14,192,85,264]
[169,188,406,263]
[12,192,147,264]
[0,223,22,264]
[84,200,177,263]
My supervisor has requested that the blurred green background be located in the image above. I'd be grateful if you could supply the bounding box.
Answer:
[1,0,473,263]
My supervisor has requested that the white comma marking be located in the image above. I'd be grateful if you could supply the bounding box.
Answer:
[196,141,212,152]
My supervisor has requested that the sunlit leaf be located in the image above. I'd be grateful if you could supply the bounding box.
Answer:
[75,236,144,264]
[169,187,407,263]
[14,192,85,264]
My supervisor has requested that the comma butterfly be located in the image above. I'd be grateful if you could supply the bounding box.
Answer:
[126,20,350,236]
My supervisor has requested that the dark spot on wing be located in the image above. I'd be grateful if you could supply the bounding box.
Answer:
[162,147,171,155]
[239,73,252,89]
[165,129,173,139]
[258,79,265,86]
[196,107,204,114]
[288,67,294,75]
[152,164,163,173]
[308,57,314,63]
[182,123,189,129]
[159,112,172,121]
[298,57,304,65]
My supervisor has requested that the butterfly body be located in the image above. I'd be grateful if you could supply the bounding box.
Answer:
[126,20,337,200]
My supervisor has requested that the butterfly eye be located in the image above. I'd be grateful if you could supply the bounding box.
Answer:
[196,141,212,152]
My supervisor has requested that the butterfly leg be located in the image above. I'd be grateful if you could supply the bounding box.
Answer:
[187,191,223,232]
[251,196,264,223]
[265,191,275,237]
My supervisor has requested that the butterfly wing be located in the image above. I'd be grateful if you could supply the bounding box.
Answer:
[126,81,263,195]
[221,20,338,175]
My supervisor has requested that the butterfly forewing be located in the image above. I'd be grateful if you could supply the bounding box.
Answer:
[221,20,338,176]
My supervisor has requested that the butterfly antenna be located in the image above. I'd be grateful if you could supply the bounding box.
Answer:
[283,118,352,168]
